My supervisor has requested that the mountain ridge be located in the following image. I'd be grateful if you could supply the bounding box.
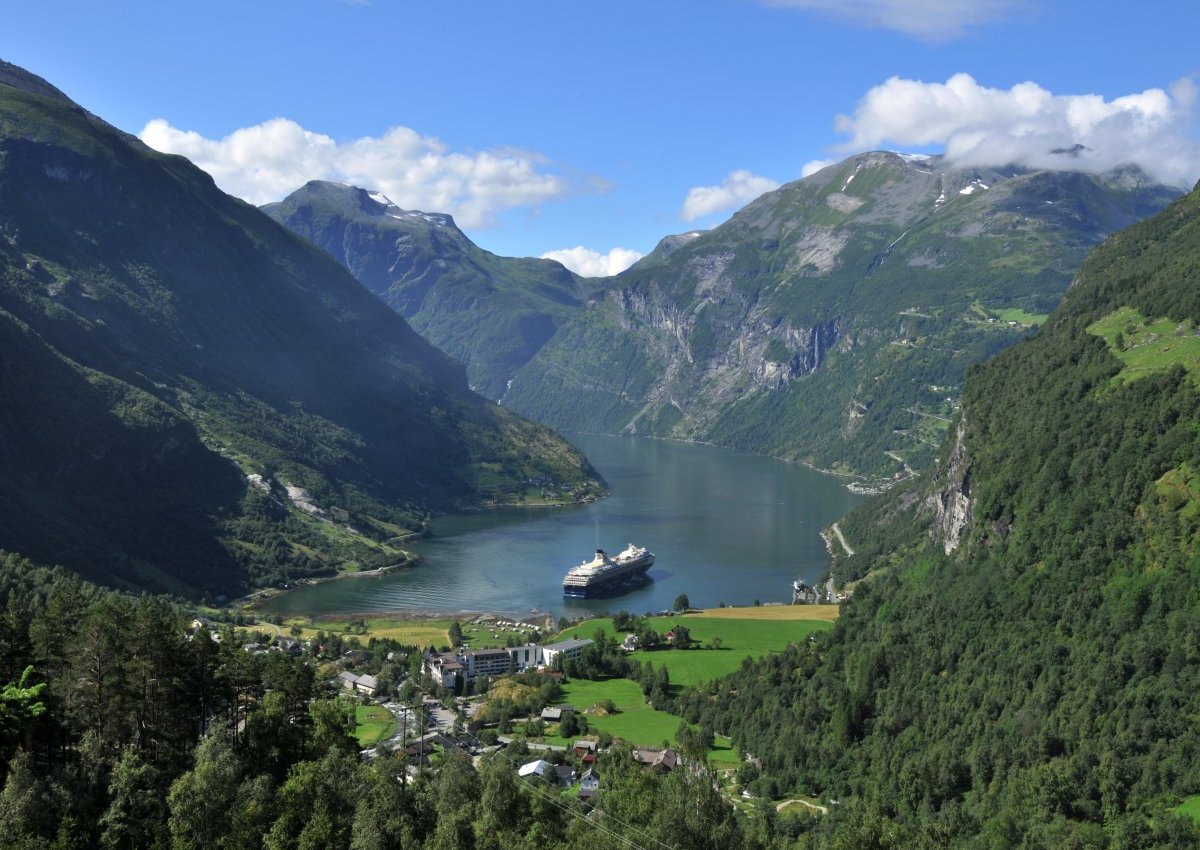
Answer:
[0,65,602,595]
[504,151,1182,479]
[263,181,602,400]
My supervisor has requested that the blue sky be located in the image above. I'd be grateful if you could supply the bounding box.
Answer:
[5,0,1199,274]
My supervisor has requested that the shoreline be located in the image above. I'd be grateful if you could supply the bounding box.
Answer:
[237,560,418,610]
[306,607,552,625]
[242,492,605,611]
[563,429,869,490]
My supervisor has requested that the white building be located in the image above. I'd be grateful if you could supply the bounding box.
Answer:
[457,648,513,679]
[578,767,600,800]
[541,638,592,668]
[423,652,464,689]
[355,674,378,697]
[424,638,593,688]
[506,643,541,671]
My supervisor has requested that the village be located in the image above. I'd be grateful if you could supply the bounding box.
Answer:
[332,631,697,805]
[191,604,838,811]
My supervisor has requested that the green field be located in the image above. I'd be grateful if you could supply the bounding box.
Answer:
[354,703,397,747]
[273,612,538,652]
[525,678,738,765]
[1089,307,1200,387]
[1174,795,1200,824]
[280,616,452,647]
[460,618,540,650]
[558,612,834,688]
[970,301,1049,328]
[992,307,1048,326]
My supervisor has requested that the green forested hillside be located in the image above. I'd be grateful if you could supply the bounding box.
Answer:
[0,64,601,595]
[669,185,1200,846]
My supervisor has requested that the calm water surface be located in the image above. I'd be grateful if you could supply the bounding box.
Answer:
[260,434,862,619]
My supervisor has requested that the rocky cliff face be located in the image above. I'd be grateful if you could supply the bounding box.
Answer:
[505,152,1181,480]
[924,417,973,554]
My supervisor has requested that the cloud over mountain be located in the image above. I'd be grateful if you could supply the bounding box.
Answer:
[801,159,837,177]
[681,170,781,222]
[140,117,573,228]
[834,74,1200,188]
[541,246,643,278]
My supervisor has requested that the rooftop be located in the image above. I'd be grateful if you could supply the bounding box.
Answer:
[542,638,592,653]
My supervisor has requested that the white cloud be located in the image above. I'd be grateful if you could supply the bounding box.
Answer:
[801,159,836,178]
[541,246,644,278]
[761,0,1024,40]
[833,73,1200,188]
[140,117,574,228]
[680,170,781,222]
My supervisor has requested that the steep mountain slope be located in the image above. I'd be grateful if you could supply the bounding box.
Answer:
[675,184,1200,846]
[0,62,601,595]
[263,182,599,401]
[505,152,1180,480]
[626,229,706,271]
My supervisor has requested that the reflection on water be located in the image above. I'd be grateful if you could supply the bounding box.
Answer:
[259,434,862,619]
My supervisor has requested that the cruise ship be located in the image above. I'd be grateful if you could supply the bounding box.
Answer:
[562,544,655,598]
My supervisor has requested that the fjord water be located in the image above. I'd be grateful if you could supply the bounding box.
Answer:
[260,434,862,619]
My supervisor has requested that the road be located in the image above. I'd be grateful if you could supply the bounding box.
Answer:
[830,523,855,556]
[497,736,567,752]
[776,799,829,815]
[421,700,458,732]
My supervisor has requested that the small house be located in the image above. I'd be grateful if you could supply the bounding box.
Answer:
[518,759,553,779]
[632,747,679,773]
[354,674,379,697]
[578,767,600,800]
[573,740,598,758]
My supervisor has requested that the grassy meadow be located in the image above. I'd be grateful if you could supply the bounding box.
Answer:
[277,616,452,647]
[495,606,839,761]
[1175,796,1200,824]
[1089,307,1200,387]
[354,703,396,748]
[526,677,739,765]
[268,613,543,649]
[558,606,837,687]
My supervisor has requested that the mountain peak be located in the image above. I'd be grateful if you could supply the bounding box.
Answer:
[264,183,595,400]
[270,180,460,231]
[363,190,457,229]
